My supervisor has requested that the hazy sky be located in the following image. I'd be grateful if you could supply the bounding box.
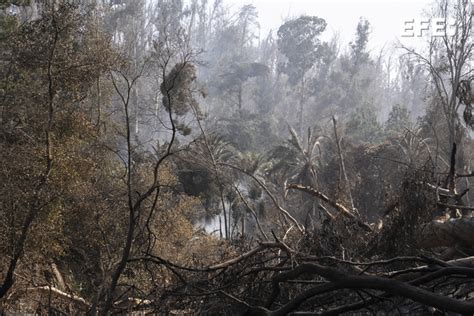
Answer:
[225,0,434,52]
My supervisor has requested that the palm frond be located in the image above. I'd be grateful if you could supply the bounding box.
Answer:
[288,126,306,156]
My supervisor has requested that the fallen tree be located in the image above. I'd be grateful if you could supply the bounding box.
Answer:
[140,168,474,315]
[418,217,474,249]
[132,239,474,315]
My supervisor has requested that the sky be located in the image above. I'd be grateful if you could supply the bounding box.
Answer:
[224,0,435,53]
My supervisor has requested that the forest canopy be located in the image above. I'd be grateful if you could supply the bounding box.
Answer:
[0,0,473,314]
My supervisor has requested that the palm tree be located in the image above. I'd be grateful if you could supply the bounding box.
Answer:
[266,126,323,188]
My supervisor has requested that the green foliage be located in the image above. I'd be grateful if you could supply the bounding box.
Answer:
[1,0,472,314]
[215,110,279,153]
[161,62,199,116]
[237,4,259,47]
[346,106,383,144]
[277,15,327,84]
[219,62,269,89]
[0,1,122,303]
[385,104,411,135]
[349,17,371,68]
[307,19,378,123]
[177,133,236,211]
[0,12,16,37]
[267,126,322,186]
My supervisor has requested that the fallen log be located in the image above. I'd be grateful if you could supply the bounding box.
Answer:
[418,217,474,249]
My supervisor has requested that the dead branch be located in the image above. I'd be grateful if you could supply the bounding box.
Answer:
[266,263,474,315]
[209,242,293,270]
[287,184,372,232]
[26,286,89,308]
[437,202,474,211]
[218,162,304,233]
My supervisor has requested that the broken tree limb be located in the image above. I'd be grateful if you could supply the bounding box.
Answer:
[26,286,89,307]
[51,263,66,292]
[437,202,474,211]
[287,184,372,232]
[209,242,293,270]
[318,263,474,316]
[218,162,304,233]
[457,171,474,178]
[425,183,469,201]
[267,263,474,315]
[387,256,474,281]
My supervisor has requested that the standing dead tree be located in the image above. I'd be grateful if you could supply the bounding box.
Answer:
[93,30,200,315]
[401,0,472,156]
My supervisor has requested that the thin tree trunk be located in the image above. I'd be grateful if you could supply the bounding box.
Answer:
[96,76,101,130]
[332,116,356,212]
[298,77,305,135]
[0,13,58,299]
